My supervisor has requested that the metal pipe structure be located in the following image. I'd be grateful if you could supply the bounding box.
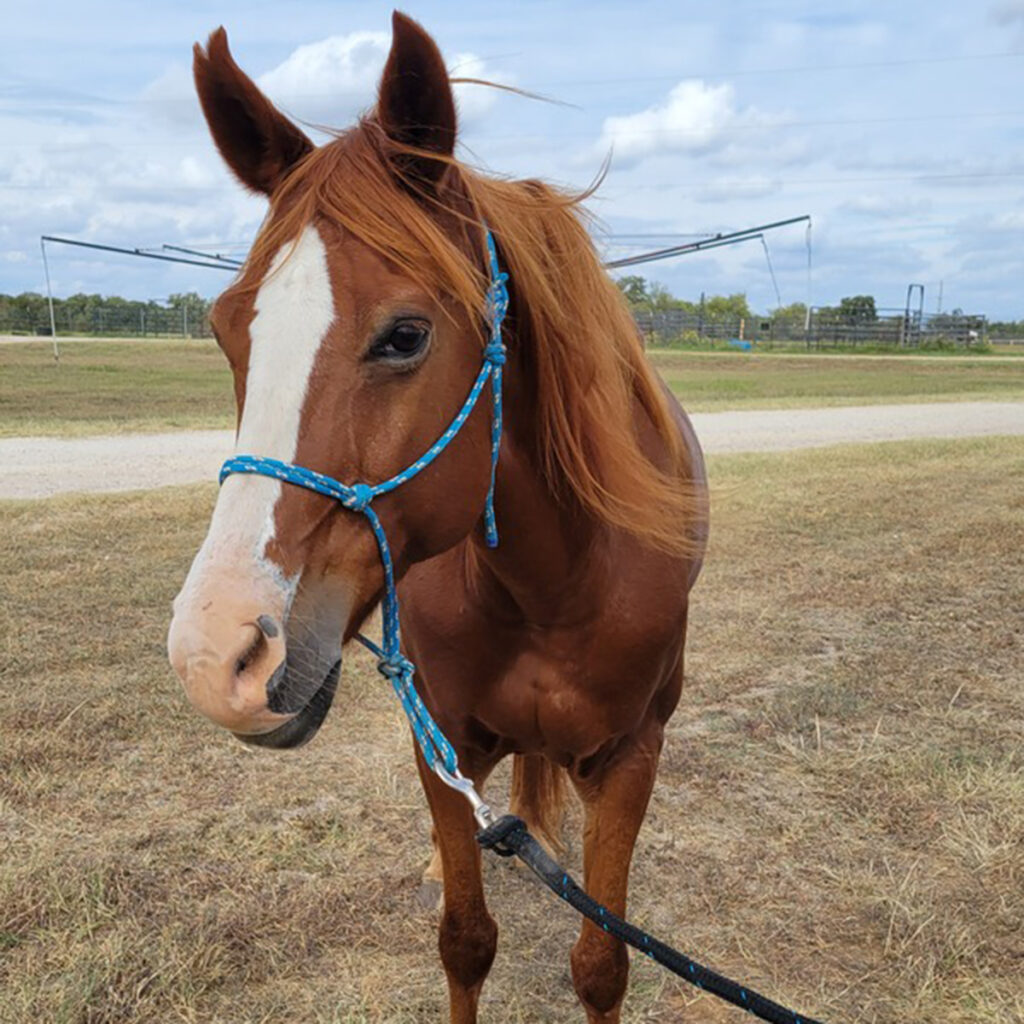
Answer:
[162,244,244,268]
[39,237,60,362]
[602,214,811,270]
[41,235,239,272]
[39,235,242,358]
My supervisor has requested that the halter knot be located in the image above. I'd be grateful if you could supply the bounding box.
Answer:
[379,653,414,680]
[348,482,374,512]
[483,340,507,366]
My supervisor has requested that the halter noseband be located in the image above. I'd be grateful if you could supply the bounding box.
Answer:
[218,228,508,793]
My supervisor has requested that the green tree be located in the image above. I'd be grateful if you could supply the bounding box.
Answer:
[615,275,649,307]
[772,301,808,332]
[168,292,214,335]
[704,293,751,322]
[648,282,677,312]
[837,295,877,324]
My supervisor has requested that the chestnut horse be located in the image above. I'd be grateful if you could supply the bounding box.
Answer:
[168,12,707,1022]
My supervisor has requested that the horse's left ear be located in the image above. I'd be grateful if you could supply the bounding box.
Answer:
[376,11,456,184]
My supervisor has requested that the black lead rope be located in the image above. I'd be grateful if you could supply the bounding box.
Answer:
[477,815,827,1024]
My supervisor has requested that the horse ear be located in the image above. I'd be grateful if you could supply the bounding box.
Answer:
[193,27,313,195]
[376,11,456,184]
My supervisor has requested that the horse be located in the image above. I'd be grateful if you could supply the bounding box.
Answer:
[167,12,708,1022]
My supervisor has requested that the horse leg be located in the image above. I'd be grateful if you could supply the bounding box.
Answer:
[510,753,567,857]
[569,722,663,1023]
[423,824,444,884]
[416,751,498,1024]
[427,754,567,884]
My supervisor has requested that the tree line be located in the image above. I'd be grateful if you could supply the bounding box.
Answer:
[0,291,213,336]
[616,276,895,327]
[615,277,1009,333]
[615,275,809,331]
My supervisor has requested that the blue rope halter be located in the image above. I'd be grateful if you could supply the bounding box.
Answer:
[219,228,509,788]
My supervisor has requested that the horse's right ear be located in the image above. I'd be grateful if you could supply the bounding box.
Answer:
[193,27,313,195]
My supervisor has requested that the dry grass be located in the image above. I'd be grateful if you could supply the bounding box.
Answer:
[1,436,1022,1022]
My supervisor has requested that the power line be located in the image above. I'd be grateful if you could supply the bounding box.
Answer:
[3,50,1020,119]
[514,50,1024,88]
[467,109,1024,145]
[614,170,1024,192]
[7,166,1022,200]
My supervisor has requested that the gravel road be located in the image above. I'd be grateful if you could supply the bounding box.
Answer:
[2,400,1022,500]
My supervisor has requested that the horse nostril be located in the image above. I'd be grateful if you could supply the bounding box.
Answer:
[256,614,280,638]
[234,626,266,677]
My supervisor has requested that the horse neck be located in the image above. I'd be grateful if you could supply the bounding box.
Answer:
[465,342,607,625]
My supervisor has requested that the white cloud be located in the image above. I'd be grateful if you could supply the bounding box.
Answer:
[991,1,1024,25]
[137,32,507,137]
[257,31,388,124]
[257,32,506,130]
[596,80,776,169]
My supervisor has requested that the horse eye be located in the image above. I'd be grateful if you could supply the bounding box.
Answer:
[370,320,431,362]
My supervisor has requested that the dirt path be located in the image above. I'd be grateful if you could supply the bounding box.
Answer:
[2,400,1022,500]
[691,400,1024,453]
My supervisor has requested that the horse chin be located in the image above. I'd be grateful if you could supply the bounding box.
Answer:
[233,659,341,750]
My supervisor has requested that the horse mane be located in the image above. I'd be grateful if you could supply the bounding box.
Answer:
[244,121,703,557]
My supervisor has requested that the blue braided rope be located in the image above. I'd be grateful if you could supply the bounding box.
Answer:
[482,229,508,548]
[218,226,507,774]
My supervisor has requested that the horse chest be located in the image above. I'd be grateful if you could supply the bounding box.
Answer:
[402,546,688,760]
[453,637,661,759]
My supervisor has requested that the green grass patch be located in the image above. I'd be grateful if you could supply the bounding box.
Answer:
[650,349,1024,410]
[2,340,1023,440]
[0,340,234,437]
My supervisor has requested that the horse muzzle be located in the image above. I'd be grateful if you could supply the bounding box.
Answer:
[168,575,344,748]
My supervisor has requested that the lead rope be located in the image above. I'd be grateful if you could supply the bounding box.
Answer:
[218,226,827,1024]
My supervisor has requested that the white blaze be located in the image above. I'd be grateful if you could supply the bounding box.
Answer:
[175,224,336,606]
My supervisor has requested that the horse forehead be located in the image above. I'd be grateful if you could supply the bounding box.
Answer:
[233,224,336,461]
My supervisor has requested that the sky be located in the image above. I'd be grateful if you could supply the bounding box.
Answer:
[2,1,1024,317]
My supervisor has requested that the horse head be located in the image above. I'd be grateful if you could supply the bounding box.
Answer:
[167,13,497,748]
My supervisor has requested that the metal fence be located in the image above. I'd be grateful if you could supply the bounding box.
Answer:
[806,307,985,349]
[1,298,988,349]
[634,306,987,349]
[0,304,212,338]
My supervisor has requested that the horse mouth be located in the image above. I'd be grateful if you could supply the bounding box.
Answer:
[233,659,341,750]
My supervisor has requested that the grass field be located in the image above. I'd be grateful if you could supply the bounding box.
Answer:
[2,437,1022,1022]
[3,340,1024,437]
[0,341,232,438]
[649,349,1024,411]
